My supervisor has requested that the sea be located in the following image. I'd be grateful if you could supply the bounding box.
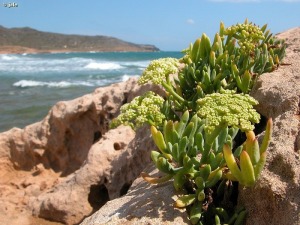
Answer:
[0,51,183,132]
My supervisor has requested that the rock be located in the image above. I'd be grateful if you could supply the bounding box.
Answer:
[29,125,156,225]
[80,164,190,225]
[0,78,159,224]
[239,27,300,225]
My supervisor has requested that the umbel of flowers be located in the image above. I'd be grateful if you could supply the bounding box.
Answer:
[111,19,285,225]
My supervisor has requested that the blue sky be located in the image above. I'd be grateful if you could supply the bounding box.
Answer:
[0,0,299,51]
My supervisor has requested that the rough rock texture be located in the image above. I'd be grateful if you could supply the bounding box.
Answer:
[81,165,190,225]
[238,27,300,225]
[0,78,160,225]
[30,125,154,224]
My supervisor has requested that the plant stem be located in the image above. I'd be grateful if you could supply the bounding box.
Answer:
[200,125,225,164]
[162,82,186,105]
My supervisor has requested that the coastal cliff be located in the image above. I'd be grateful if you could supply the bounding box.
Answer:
[0,26,160,54]
[0,28,299,225]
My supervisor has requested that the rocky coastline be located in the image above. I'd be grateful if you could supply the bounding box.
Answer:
[0,27,299,225]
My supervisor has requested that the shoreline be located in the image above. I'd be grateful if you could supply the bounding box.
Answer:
[0,46,160,55]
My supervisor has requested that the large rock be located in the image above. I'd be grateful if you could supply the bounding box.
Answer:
[30,125,155,224]
[0,78,160,224]
[238,27,300,225]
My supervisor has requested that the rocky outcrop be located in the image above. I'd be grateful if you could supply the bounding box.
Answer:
[30,125,154,224]
[238,27,300,225]
[0,78,161,224]
[80,28,300,225]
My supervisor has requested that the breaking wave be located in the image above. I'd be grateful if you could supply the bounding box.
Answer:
[84,62,123,70]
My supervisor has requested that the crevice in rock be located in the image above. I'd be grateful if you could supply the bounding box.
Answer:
[99,111,109,136]
[88,184,110,212]
[233,130,246,150]
[122,92,129,105]
[120,182,132,196]
[254,114,268,135]
[295,131,300,152]
[93,131,102,143]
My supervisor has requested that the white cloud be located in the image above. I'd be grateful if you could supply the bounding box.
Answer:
[186,19,195,25]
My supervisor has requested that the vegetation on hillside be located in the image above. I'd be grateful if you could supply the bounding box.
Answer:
[0,25,159,53]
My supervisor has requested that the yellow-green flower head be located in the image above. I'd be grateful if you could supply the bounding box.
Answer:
[110,91,165,129]
[225,22,265,53]
[197,90,260,133]
[138,58,179,85]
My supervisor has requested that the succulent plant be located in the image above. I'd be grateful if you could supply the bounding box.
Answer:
[142,109,271,224]
[176,19,286,105]
[112,20,284,225]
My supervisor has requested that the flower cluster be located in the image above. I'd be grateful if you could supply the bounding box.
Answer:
[110,91,165,129]
[225,22,265,54]
[138,58,179,85]
[197,90,260,133]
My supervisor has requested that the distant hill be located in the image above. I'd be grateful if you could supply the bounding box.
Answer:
[0,26,160,54]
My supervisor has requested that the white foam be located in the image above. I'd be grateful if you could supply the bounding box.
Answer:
[13,80,94,88]
[123,60,150,68]
[13,80,43,87]
[0,54,19,61]
[84,62,123,70]
[121,74,139,82]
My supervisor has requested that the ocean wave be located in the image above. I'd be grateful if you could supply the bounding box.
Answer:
[13,75,140,89]
[0,52,153,75]
[13,80,94,88]
[122,60,150,69]
[0,54,20,61]
[122,74,139,81]
[84,62,123,70]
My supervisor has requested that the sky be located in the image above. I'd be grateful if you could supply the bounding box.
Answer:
[0,0,299,51]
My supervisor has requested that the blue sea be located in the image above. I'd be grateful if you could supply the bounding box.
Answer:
[0,51,183,132]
